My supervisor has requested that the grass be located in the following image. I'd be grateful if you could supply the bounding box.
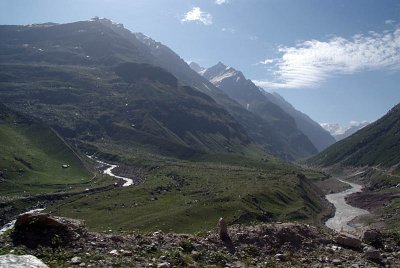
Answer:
[47,155,330,234]
[0,108,93,196]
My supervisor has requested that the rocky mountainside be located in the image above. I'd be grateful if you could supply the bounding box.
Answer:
[198,62,334,153]
[309,103,400,169]
[0,19,257,159]
[263,92,336,151]
[0,18,319,161]
[135,33,318,160]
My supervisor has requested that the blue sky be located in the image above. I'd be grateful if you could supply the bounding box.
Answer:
[1,0,399,127]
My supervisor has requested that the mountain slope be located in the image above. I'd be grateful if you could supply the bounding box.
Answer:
[0,103,92,196]
[199,62,321,156]
[309,103,400,168]
[264,92,336,151]
[0,19,318,160]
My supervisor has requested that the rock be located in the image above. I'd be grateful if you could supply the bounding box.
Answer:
[120,249,132,256]
[362,229,383,247]
[218,217,230,242]
[109,249,119,256]
[275,253,286,261]
[364,247,381,260]
[335,233,362,250]
[70,256,82,264]
[0,254,49,268]
[332,258,342,265]
[157,262,171,268]
[191,250,200,260]
[11,213,84,249]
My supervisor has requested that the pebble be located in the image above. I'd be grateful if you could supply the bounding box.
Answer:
[157,262,171,268]
[70,256,82,265]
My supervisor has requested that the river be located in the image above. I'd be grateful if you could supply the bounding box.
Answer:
[87,155,133,187]
[325,179,369,234]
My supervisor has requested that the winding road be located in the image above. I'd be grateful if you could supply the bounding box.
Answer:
[325,179,369,234]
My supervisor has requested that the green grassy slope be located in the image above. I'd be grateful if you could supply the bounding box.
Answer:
[308,103,400,171]
[48,156,330,233]
[0,104,92,196]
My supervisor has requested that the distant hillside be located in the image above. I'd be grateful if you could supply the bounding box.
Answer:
[308,103,400,169]
[0,103,92,196]
[263,92,336,151]
[197,62,334,153]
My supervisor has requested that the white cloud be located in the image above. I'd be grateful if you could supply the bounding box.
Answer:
[215,0,229,5]
[254,28,400,89]
[259,59,274,65]
[385,19,395,25]
[181,7,212,25]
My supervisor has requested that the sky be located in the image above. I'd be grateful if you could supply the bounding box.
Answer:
[1,0,399,127]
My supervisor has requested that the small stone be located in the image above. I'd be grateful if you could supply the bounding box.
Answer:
[191,251,200,260]
[120,249,132,256]
[364,247,381,260]
[79,263,86,267]
[71,256,82,265]
[275,253,286,261]
[157,262,171,268]
[109,249,119,256]
[332,259,342,265]
[300,257,309,263]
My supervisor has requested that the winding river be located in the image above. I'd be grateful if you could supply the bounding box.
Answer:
[87,155,133,187]
[0,157,134,235]
[325,179,369,234]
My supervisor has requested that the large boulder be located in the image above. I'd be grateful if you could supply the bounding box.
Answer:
[0,254,48,268]
[11,213,85,248]
[335,233,362,250]
[362,229,383,247]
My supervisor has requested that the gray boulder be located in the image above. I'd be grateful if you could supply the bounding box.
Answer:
[335,233,362,249]
[362,229,383,247]
[0,254,48,268]
[11,213,85,248]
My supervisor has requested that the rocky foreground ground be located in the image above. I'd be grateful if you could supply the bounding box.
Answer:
[0,213,399,267]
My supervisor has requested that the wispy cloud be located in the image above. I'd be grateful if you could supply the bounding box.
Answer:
[385,19,395,25]
[254,28,400,89]
[181,7,212,25]
[221,27,235,34]
[215,0,229,5]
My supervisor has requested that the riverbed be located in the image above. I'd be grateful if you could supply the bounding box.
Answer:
[325,179,369,234]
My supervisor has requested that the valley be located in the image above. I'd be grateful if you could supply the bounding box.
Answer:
[0,16,399,268]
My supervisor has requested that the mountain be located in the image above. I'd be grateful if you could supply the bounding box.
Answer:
[197,62,333,152]
[0,20,254,159]
[134,34,319,160]
[320,121,369,141]
[309,103,400,169]
[263,93,336,151]
[0,18,321,161]
[188,62,205,73]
